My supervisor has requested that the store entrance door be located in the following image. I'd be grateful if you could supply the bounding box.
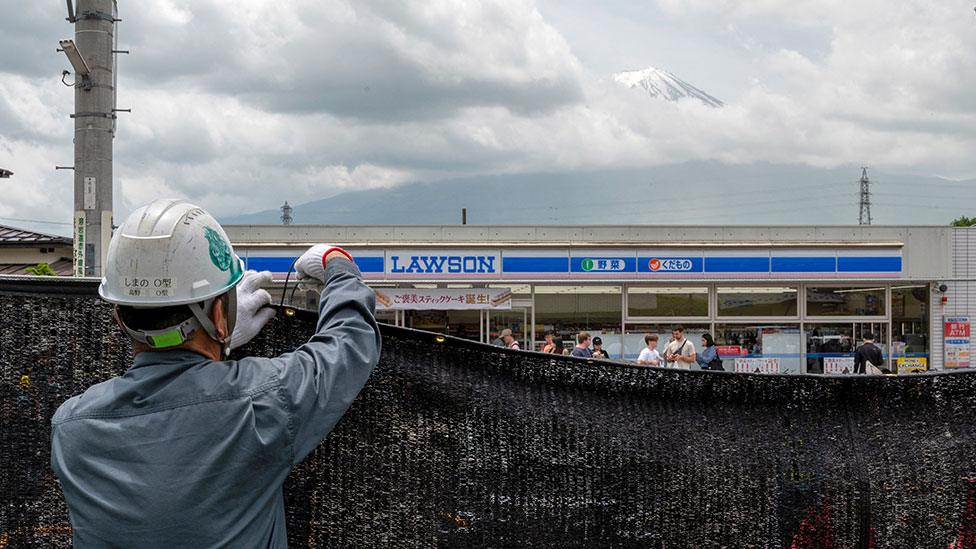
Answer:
[488,307,529,349]
[805,322,888,374]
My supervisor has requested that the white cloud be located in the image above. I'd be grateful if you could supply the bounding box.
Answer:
[0,137,73,221]
[655,0,844,25]
[119,174,189,213]
[2,0,976,231]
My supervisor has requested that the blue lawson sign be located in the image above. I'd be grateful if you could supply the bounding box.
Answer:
[242,249,902,278]
[243,256,384,273]
[389,254,497,274]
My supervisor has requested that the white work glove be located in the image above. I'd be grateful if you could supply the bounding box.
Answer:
[295,244,345,282]
[229,270,276,351]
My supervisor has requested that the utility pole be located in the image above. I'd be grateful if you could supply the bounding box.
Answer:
[858,167,872,225]
[65,0,118,277]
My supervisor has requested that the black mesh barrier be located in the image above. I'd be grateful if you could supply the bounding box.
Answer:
[3,277,976,547]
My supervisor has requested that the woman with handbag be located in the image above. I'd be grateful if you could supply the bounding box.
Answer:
[696,333,725,371]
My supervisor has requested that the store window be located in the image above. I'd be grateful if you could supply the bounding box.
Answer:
[717,287,797,317]
[713,324,802,374]
[622,323,709,363]
[805,323,887,374]
[627,287,708,318]
[396,284,531,344]
[806,287,885,317]
[535,286,622,356]
[891,285,930,373]
[404,310,482,340]
[375,309,397,325]
[488,284,532,347]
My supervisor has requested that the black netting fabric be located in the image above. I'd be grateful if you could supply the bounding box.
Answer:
[3,278,976,548]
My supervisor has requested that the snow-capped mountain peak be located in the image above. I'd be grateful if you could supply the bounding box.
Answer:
[613,67,723,108]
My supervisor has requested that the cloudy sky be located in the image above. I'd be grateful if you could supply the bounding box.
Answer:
[1,0,975,232]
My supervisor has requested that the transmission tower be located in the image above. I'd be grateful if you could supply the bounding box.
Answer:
[281,201,293,225]
[858,167,872,225]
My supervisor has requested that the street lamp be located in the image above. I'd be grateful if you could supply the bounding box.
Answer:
[58,39,92,90]
[58,39,90,76]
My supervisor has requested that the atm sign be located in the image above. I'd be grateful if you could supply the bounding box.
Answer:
[649,258,694,272]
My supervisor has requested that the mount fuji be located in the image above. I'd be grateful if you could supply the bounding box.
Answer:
[613,66,723,108]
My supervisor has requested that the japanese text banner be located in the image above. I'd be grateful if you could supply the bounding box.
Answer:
[374,287,512,310]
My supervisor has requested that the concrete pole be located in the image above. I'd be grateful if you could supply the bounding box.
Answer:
[71,0,116,277]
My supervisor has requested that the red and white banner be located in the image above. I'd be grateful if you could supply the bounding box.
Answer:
[374,288,512,310]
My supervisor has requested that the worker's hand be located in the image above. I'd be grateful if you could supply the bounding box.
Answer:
[229,270,276,350]
[295,244,350,282]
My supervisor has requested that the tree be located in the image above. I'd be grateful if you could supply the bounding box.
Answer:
[951,216,976,227]
[25,263,57,276]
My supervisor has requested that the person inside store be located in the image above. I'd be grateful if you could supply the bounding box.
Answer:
[553,338,566,355]
[854,332,886,374]
[636,334,662,366]
[664,325,696,369]
[591,337,610,359]
[50,199,381,547]
[501,328,521,350]
[542,332,558,353]
[696,333,725,371]
[571,331,593,358]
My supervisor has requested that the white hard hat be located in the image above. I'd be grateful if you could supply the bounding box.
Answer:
[99,199,244,352]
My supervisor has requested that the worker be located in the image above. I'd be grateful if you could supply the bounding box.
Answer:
[50,199,381,547]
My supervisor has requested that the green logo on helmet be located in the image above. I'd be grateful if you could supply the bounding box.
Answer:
[204,226,233,271]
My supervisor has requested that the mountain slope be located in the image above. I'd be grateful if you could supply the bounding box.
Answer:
[222,162,975,226]
[613,66,724,107]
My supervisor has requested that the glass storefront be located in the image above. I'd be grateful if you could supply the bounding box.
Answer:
[713,324,802,374]
[377,282,930,373]
[403,310,478,338]
[717,287,797,317]
[806,287,885,317]
[891,285,930,373]
[534,286,622,355]
[628,287,708,317]
[623,324,709,362]
[489,308,528,346]
[805,322,887,374]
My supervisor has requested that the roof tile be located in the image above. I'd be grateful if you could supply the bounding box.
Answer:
[0,224,72,245]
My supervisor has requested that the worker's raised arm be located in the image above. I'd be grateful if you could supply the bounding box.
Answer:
[271,245,382,464]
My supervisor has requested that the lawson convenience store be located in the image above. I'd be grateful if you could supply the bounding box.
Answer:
[225,224,976,374]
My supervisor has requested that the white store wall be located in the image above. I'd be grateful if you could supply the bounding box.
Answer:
[937,228,976,370]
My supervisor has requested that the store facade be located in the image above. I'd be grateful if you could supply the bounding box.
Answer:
[226,225,974,374]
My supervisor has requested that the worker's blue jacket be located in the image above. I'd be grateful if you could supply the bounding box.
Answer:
[51,258,381,547]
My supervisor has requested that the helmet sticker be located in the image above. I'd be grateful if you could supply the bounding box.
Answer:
[204,226,233,271]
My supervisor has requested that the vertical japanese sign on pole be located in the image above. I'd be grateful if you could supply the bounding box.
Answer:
[944,316,971,368]
[73,211,86,277]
